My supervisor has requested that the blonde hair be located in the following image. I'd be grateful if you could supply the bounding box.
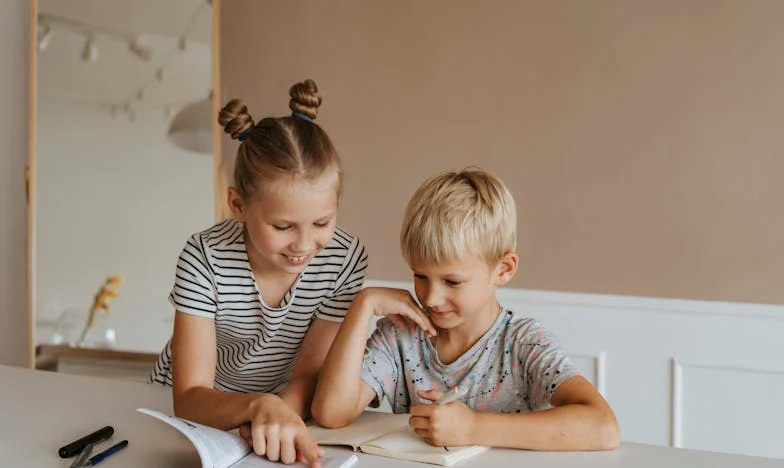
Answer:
[217,79,341,199]
[401,168,517,266]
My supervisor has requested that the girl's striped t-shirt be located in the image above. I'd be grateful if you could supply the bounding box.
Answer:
[149,218,368,393]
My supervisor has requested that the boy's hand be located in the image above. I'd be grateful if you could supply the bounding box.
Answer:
[408,390,477,447]
[359,288,437,337]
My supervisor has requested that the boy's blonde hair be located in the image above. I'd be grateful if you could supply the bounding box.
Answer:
[400,168,517,266]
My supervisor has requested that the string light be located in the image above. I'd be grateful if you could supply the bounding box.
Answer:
[114,0,207,122]
[38,0,208,123]
[37,13,149,64]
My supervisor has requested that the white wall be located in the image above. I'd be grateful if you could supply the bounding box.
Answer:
[35,98,213,352]
[369,280,784,460]
[0,0,30,367]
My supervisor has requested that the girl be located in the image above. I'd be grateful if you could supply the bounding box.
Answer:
[150,79,368,467]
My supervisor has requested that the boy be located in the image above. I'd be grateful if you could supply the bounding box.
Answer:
[312,168,619,451]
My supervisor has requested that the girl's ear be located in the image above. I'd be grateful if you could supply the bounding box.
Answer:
[494,252,519,286]
[227,187,246,222]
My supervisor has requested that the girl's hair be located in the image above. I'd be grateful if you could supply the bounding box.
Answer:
[400,168,517,267]
[217,79,341,199]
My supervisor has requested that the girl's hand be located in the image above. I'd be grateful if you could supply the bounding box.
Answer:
[408,390,477,447]
[360,287,437,337]
[247,394,324,466]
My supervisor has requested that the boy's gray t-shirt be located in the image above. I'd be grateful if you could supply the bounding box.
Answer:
[360,309,580,413]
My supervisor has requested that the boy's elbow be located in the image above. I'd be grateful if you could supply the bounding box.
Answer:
[595,414,620,450]
[310,400,352,429]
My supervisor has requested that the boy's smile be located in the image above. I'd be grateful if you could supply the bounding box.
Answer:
[410,254,508,334]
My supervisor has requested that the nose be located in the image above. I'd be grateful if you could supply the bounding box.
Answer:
[291,227,319,253]
[421,283,444,309]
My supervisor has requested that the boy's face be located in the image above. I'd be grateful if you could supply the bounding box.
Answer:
[409,252,517,330]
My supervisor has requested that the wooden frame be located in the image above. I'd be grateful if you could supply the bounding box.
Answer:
[26,0,38,369]
[26,0,224,367]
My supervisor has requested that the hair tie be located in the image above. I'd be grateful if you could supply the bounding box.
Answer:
[237,127,254,142]
[291,111,312,121]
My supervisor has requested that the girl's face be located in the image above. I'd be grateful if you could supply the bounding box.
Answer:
[409,252,517,332]
[229,171,339,277]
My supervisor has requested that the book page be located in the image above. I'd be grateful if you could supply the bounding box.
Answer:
[232,448,358,468]
[307,412,409,449]
[361,426,489,466]
[137,408,250,468]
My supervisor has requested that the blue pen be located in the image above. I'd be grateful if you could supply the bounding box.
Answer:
[84,440,128,466]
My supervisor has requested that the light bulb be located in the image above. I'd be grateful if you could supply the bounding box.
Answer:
[129,38,152,61]
[82,34,98,63]
[37,23,53,52]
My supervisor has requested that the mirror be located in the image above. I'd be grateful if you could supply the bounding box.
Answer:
[31,0,218,362]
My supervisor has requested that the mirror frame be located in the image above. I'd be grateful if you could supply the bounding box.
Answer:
[25,0,225,368]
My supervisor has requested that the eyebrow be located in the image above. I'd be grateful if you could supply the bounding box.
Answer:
[269,213,336,225]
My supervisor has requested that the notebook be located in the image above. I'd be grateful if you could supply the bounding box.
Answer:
[307,411,488,466]
[137,408,358,468]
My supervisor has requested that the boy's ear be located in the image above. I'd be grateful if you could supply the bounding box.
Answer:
[494,252,519,286]
[227,187,246,222]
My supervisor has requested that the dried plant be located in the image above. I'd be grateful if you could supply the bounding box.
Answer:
[76,275,124,346]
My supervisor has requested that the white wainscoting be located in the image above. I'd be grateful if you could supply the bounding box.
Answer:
[366,280,784,460]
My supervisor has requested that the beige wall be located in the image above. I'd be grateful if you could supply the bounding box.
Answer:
[221,0,784,305]
[0,0,30,366]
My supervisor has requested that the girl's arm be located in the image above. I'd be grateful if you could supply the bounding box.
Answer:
[277,318,342,419]
[312,288,436,428]
[171,311,266,430]
[410,375,620,451]
[171,311,323,465]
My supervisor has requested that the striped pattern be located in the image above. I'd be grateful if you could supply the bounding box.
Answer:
[149,218,368,393]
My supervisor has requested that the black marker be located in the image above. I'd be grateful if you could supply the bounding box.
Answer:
[58,426,115,458]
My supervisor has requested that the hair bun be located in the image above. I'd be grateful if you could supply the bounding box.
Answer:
[289,79,322,120]
[218,98,255,140]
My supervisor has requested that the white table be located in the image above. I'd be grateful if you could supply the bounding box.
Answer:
[0,365,781,467]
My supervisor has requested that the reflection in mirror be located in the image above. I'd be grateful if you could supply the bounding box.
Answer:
[33,0,214,377]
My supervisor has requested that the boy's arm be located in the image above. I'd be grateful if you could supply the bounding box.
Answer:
[411,376,618,450]
[312,287,435,428]
[469,375,619,450]
[311,291,379,428]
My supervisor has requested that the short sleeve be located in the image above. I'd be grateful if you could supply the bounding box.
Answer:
[315,238,369,322]
[360,319,402,408]
[168,234,218,318]
[515,320,580,410]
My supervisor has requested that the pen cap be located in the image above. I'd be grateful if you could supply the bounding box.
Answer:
[58,426,114,458]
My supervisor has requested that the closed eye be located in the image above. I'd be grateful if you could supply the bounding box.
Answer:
[272,225,291,231]
[445,279,463,287]
[314,221,330,228]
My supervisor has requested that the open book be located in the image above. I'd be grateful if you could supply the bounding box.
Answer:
[307,411,488,466]
[137,408,357,468]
